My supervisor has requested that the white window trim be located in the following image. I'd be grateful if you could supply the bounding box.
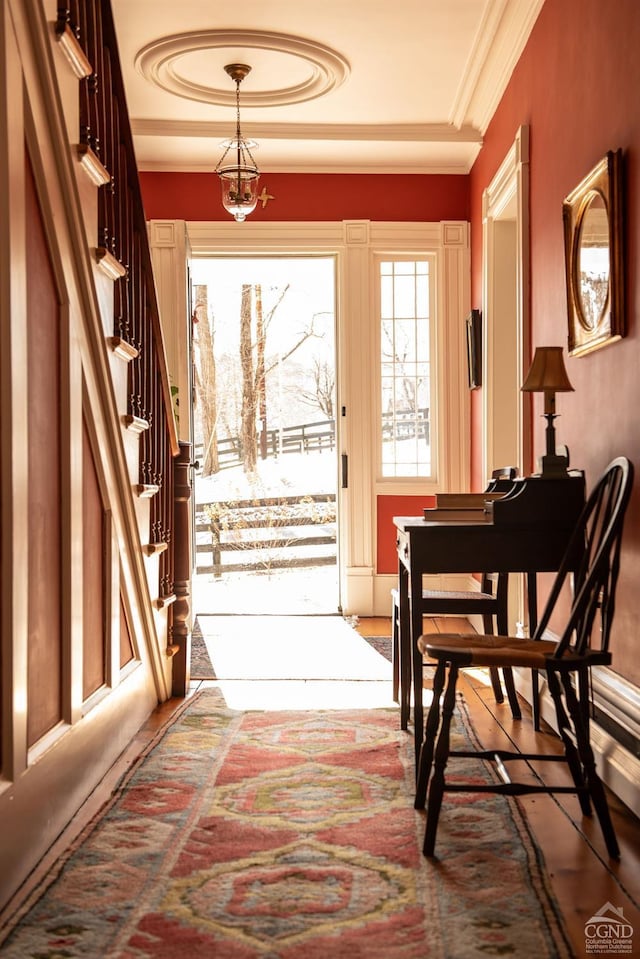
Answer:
[183,219,469,615]
[371,222,470,498]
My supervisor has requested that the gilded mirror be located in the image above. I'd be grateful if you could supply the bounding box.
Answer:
[562,150,624,357]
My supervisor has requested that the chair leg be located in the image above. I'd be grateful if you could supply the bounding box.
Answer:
[392,595,400,705]
[423,663,459,857]
[415,659,446,809]
[488,666,505,704]
[547,669,591,816]
[490,606,521,720]
[482,612,505,705]
[501,667,521,720]
[399,613,411,732]
[532,669,541,730]
[562,668,620,859]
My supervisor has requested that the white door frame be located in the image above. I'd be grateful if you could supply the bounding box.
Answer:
[482,126,531,630]
[482,125,531,482]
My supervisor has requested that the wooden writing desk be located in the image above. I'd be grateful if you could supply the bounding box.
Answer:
[394,474,586,770]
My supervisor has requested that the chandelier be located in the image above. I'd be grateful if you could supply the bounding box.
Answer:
[215,64,260,222]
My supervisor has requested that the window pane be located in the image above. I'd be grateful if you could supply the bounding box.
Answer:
[380,276,394,319]
[394,319,416,363]
[416,323,430,361]
[380,260,432,478]
[393,275,415,318]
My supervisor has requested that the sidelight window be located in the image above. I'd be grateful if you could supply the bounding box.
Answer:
[379,258,434,477]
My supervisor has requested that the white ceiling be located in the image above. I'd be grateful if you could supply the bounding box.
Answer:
[112,0,544,175]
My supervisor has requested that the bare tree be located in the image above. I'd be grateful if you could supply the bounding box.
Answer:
[239,284,257,473]
[381,322,419,412]
[255,284,267,459]
[192,285,219,476]
[239,282,326,472]
[196,278,324,476]
[296,357,335,418]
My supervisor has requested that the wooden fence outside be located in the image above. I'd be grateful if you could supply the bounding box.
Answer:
[196,494,337,577]
[195,420,335,472]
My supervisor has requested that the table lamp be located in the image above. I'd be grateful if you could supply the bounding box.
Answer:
[522,346,574,477]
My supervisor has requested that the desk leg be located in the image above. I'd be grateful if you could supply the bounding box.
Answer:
[398,563,411,731]
[528,574,541,731]
[410,572,424,776]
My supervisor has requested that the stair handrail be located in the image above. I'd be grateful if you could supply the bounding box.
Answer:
[56,1,180,606]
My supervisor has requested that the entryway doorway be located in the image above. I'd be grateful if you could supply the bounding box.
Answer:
[189,255,340,618]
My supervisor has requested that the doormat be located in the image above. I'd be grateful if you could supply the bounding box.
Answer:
[362,635,393,662]
[190,616,216,679]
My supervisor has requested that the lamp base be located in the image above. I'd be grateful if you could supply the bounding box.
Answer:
[537,449,571,478]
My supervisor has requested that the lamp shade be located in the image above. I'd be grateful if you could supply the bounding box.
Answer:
[522,346,574,393]
[218,165,260,222]
[215,64,260,223]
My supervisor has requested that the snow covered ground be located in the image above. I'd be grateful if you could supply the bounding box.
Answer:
[194,449,337,503]
[193,450,340,615]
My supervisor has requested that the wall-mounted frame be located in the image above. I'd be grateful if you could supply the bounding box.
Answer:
[562,149,625,357]
[465,309,482,389]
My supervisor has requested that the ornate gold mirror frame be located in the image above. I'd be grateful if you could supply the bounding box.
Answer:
[562,149,624,357]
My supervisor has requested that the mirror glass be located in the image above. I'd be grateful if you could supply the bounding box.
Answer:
[577,192,609,330]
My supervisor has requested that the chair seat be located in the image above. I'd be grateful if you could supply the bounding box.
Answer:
[419,632,613,670]
[392,567,521,727]
[422,589,495,603]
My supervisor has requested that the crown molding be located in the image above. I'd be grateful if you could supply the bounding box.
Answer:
[131,118,483,145]
[450,0,545,133]
[137,158,478,176]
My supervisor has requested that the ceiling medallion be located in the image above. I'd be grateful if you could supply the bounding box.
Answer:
[135,30,350,107]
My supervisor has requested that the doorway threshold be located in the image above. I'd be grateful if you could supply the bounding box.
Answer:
[192,564,340,617]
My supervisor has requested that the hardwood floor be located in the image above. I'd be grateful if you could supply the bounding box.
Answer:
[2,614,638,957]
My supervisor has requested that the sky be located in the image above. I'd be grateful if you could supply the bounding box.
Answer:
[190,256,336,357]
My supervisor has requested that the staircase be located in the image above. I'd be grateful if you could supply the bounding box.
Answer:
[53,0,192,693]
[0,0,191,913]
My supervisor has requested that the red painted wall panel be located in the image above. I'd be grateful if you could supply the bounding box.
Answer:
[139,172,470,223]
[83,420,106,698]
[469,0,640,680]
[26,153,63,744]
[377,494,436,574]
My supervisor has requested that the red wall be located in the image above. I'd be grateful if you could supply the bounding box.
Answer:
[377,495,436,575]
[469,0,640,680]
[139,172,469,223]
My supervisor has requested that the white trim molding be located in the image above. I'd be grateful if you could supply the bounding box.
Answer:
[482,123,530,482]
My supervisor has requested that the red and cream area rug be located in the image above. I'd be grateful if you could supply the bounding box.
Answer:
[0,690,572,958]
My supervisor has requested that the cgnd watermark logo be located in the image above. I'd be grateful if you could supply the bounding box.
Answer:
[585,902,634,955]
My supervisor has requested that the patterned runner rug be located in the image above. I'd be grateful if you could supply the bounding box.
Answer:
[0,689,572,958]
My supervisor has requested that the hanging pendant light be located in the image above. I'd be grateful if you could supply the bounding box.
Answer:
[215,64,260,222]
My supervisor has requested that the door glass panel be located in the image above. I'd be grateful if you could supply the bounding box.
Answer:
[379,259,433,478]
[189,255,339,615]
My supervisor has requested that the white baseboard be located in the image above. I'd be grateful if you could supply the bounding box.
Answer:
[514,665,640,819]
[343,566,375,616]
